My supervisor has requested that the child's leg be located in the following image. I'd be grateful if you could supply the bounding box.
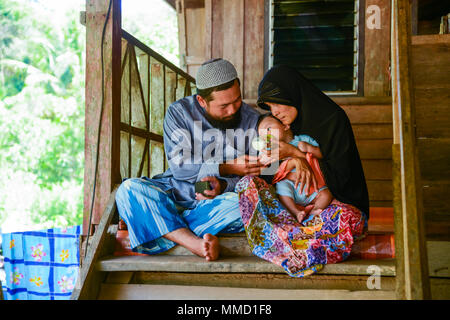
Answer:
[279,195,307,223]
[309,188,333,216]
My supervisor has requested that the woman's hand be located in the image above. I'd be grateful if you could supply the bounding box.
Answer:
[297,141,323,159]
[285,157,318,194]
[195,176,226,200]
[260,140,305,163]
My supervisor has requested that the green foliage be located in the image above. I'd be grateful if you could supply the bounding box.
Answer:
[0,0,179,232]
[122,1,180,66]
[0,0,86,231]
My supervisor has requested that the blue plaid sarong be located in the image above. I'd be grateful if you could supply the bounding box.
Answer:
[115,177,244,255]
[1,226,81,300]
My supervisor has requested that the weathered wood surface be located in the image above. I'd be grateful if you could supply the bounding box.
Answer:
[357,139,392,160]
[430,278,450,300]
[125,271,396,291]
[411,34,450,242]
[182,0,393,97]
[118,31,195,182]
[96,255,396,276]
[83,0,122,233]
[391,0,431,299]
[177,0,206,76]
[243,0,264,99]
[414,88,450,139]
[202,0,265,99]
[72,186,119,300]
[364,0,391,96]
[97,283,396,300]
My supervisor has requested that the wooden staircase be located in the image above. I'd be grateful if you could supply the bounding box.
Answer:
[75,0,449,300]
[72,187,397,300]
[96,253,396,300]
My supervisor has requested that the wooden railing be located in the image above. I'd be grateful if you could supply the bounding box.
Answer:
[119,30,196,180]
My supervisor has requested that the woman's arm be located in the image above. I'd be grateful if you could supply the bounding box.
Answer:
[297,141,323,159]
[262,140,306,161]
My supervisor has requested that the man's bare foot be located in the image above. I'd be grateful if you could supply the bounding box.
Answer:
[202,233,219,261]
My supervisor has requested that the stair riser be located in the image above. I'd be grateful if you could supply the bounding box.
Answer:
[105,271,396,291]
[98,284,396,300]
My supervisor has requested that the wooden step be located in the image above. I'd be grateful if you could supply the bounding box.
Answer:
[97,283,396,300]
[105,270,396,292]
[97,255,396,276]
[116,231,395,259]
[115,207,396,258]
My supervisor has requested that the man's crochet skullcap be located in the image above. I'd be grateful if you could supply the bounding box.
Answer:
[196,58,238,90]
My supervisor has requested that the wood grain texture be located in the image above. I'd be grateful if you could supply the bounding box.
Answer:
[243,0,264,99]
[130,272,396,291]
[83,0,122,231]
[392,0,431,299]
[72,187,119,300]
[97,255,396,276]
[364,0,391,96]
[97,283,396,300]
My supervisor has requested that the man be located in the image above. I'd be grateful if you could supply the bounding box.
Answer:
[115,59,266,261]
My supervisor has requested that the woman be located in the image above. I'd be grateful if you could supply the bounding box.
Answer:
[236,65,369,277]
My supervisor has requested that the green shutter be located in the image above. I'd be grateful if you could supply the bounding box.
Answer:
[271,0,358,92]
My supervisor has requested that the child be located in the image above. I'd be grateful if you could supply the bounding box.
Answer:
[256,115,333,223]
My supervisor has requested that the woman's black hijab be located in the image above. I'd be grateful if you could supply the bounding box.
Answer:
[257,65,369,216]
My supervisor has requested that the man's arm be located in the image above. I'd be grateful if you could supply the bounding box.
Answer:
[164,102,260,195]
[163,103,223,184]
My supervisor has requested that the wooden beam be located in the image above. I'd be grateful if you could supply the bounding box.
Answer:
[72,187,119,300]
[391,0,431,300]
[83,0,122,234]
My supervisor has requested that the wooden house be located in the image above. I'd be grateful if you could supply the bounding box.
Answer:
[73,0,450,299]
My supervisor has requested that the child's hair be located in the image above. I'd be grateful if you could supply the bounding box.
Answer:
[256,113,283,129]
[257,114,294,142]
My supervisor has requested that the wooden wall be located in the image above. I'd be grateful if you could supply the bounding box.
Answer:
[176,0,392,99]
[411,34,450,241]
[175,0,395,207]
[177,0,264,100]
[364,0,391,96]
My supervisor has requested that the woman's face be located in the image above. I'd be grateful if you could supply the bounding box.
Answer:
[265,102,298,126]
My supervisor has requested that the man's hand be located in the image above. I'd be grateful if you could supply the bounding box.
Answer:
[195,176,226,200]
[219,155,267,176]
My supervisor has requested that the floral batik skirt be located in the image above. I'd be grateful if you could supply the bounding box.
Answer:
[236,176,367,277]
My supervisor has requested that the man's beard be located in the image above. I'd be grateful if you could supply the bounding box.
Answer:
[204,108,242,130]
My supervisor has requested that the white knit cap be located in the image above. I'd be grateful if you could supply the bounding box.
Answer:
[196,58,238,89]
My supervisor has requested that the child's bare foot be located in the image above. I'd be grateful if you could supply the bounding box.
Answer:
[202,233,219,261]
[310,208,323,216]
[294,210,307,223]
